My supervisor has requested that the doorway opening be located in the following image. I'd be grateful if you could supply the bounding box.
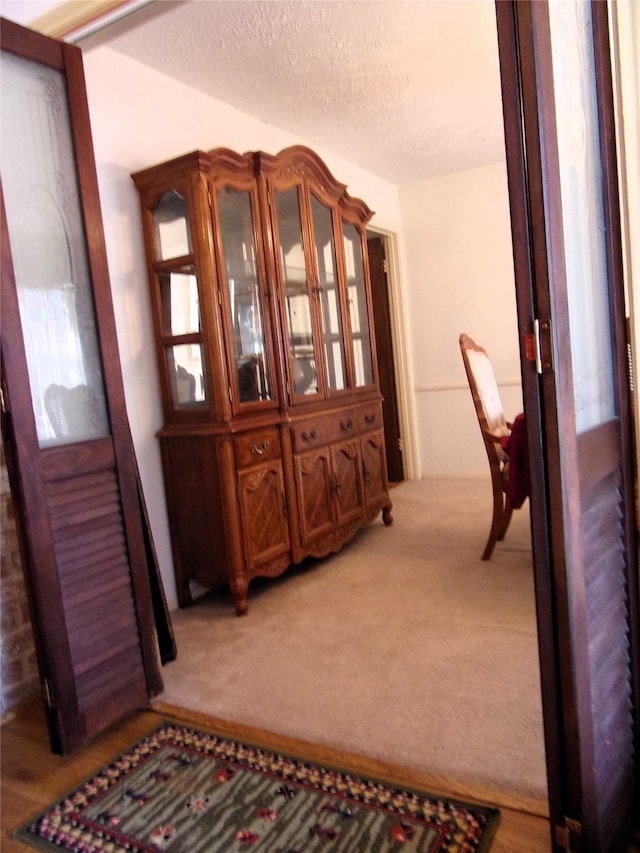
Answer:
[367,232,404,482]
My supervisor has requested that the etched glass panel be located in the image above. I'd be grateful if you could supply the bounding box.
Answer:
[343,222,374,387]
[0,51,109,447]
[275,187,318,396]
[310,194,346,391]
[218,188,272,403]
[153,190,192,261]
[548,0,614,433]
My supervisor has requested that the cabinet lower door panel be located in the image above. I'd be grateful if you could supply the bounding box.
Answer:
[331,441,364,527]
[237,463,290,568]
[295,450,334,546]
[361,431,389,514]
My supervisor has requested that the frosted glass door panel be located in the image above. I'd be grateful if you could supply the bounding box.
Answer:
[548,0,614,433]
[1,51,109,448]
[310,195,346,392]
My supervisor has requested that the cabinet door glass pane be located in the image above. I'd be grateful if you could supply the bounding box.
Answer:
[167,344,206,408]
[152,190,192,261]
[275,187,318,396]
[218,188,272,403]
[343,222,374,386]
[310,194,346,391]
[1,51,109,448]
[158,266,200,335]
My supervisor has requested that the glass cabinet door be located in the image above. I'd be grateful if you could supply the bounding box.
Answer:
[217,187,273,404]
[151,191,207,410]
[274,187,319,397]
[343,221,374,387]
[310,194,347,392]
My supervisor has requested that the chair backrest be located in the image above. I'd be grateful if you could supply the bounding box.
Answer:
[459,333,510,442]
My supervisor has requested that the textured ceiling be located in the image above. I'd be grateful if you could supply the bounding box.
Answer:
[4,0,508,185]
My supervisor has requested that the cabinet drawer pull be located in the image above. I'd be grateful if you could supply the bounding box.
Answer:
[365,413,376,424]
[301,428,317,443]
[250,439,270,456]
[340,419,353,432]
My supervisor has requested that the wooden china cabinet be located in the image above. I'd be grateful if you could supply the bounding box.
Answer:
[132,146,393,615]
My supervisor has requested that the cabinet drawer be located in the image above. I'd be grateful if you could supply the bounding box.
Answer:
[291,419,327,453]
[325,409,359,444]
[359,404,383,433]
[234,428,281,468]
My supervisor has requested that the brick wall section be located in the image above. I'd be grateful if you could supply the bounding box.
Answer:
[1,437,39,716]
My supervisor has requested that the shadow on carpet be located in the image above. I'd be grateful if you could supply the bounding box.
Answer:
[15,721,500,852]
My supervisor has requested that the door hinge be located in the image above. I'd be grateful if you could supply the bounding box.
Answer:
[397,437,403,453]
[382,258,389,275]
[0,384,7,414]
[555,816,582,852]
[42,678,55,709]
[524,318,553,374]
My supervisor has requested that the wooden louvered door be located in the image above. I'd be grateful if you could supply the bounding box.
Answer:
[0,19,162,753]
[496,1,639,849]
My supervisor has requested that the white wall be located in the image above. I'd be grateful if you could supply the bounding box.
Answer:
[82,47,409,610]
[399,162,522,479]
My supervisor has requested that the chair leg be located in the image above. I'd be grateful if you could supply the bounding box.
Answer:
[498,494,513,542]
[482,486,510,561]
[482,499,502,561]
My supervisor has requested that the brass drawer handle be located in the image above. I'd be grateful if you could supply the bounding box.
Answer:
[340,419,353,432]
[250,439,270,456]
[301,429,317,443]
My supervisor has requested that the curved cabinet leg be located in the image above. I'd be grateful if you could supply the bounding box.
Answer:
[382,502,394,526]
[232,575,249,617]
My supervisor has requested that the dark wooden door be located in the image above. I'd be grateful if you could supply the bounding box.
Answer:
[0,19,163,754]
[496,2,639,849]
[367,236,404,481]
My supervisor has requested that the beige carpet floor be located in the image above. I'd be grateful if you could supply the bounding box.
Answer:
[156,478,548,807]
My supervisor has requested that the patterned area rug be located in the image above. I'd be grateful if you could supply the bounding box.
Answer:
[15,722,500,852]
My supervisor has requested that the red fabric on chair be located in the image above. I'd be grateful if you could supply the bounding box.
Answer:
[501,413,529,509]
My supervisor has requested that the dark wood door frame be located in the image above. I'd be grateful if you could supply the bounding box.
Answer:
[367,233,404,482]
[496,1,640,847]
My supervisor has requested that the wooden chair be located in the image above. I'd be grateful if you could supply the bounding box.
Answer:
[459,333,513,560]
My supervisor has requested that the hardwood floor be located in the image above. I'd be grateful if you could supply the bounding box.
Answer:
[1,696,552,852]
